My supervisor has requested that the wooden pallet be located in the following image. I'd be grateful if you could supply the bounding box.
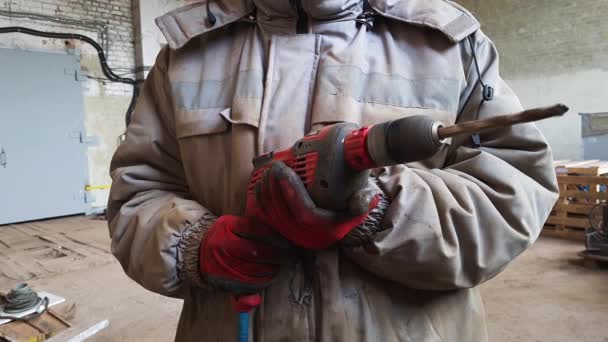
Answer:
[542,160,607,241]
[554,159,608,176]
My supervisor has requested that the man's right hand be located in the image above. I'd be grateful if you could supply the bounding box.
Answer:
[199,215,290,294]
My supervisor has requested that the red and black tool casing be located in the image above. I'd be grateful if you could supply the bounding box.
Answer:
[343,126,376,171]
[249,115,446,211]
[249,122,372,212]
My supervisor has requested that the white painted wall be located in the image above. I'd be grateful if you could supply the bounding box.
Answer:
[456,0,608,162]
[133,0,192,73]
[507,69,608,160]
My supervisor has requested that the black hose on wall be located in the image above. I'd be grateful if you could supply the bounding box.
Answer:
[0,26,141,126]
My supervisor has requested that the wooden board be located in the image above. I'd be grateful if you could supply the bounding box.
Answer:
[560,191,608,202]
[554,160,608,176]
[546,216,589,229]
[0,309,70,342]
[556,175,608,185]
[554,202,603,215]
[541,226,586,241]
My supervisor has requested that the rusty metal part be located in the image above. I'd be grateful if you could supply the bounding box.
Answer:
[437,104,569,140]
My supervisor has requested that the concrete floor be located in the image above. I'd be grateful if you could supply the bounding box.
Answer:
[1,216,607,341]
[480,236,608,342]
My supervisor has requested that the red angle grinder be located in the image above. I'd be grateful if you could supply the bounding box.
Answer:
[249,104,568,211]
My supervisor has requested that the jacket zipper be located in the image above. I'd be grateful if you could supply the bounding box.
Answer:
[302,251,321,341]
[313,259,322,341]
[295,0,309,34]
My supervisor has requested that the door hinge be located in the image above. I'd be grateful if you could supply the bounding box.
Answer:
[84,191,96,204]
[0,148,6,168]
[64,68,85,81]
[70,131,99,146]
[80,134,99,146]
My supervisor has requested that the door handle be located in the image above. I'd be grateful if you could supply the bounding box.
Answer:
[0,148,6,168]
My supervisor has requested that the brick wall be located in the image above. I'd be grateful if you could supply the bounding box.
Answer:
[0,0,136,96]
[456,0,608,79]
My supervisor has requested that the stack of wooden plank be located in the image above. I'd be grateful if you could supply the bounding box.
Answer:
[542,160,608,240]
[0,300,72,342]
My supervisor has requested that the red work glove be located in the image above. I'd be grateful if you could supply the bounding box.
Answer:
[199,215,290,295]
[246,161,380,249]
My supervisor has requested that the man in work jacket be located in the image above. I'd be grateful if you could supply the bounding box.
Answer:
[107,1,559,340]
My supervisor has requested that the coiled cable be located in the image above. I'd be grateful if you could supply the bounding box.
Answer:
[0,283,49,321]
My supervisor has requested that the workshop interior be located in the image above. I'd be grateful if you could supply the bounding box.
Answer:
[0,1,607,341]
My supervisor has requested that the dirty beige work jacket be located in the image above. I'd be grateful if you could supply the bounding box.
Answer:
[108,1,559,341]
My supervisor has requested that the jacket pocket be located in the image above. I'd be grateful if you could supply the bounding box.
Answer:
[312,64,460,129]
[175,107,260,139]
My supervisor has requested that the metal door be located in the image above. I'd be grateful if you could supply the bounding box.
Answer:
[0,48,88,224]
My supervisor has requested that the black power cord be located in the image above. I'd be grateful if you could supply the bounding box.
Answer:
[0,26,141,126]
[467,35,494,148]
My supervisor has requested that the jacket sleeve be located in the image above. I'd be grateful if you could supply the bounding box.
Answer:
[344,32,559,290]
[107,48,216,298]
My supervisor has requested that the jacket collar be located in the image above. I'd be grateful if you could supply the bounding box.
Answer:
[156,0,479,50]
[155,0,255,50]
[368,0,479,42]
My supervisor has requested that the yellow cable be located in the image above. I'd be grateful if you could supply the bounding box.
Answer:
[85,185,111,191]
